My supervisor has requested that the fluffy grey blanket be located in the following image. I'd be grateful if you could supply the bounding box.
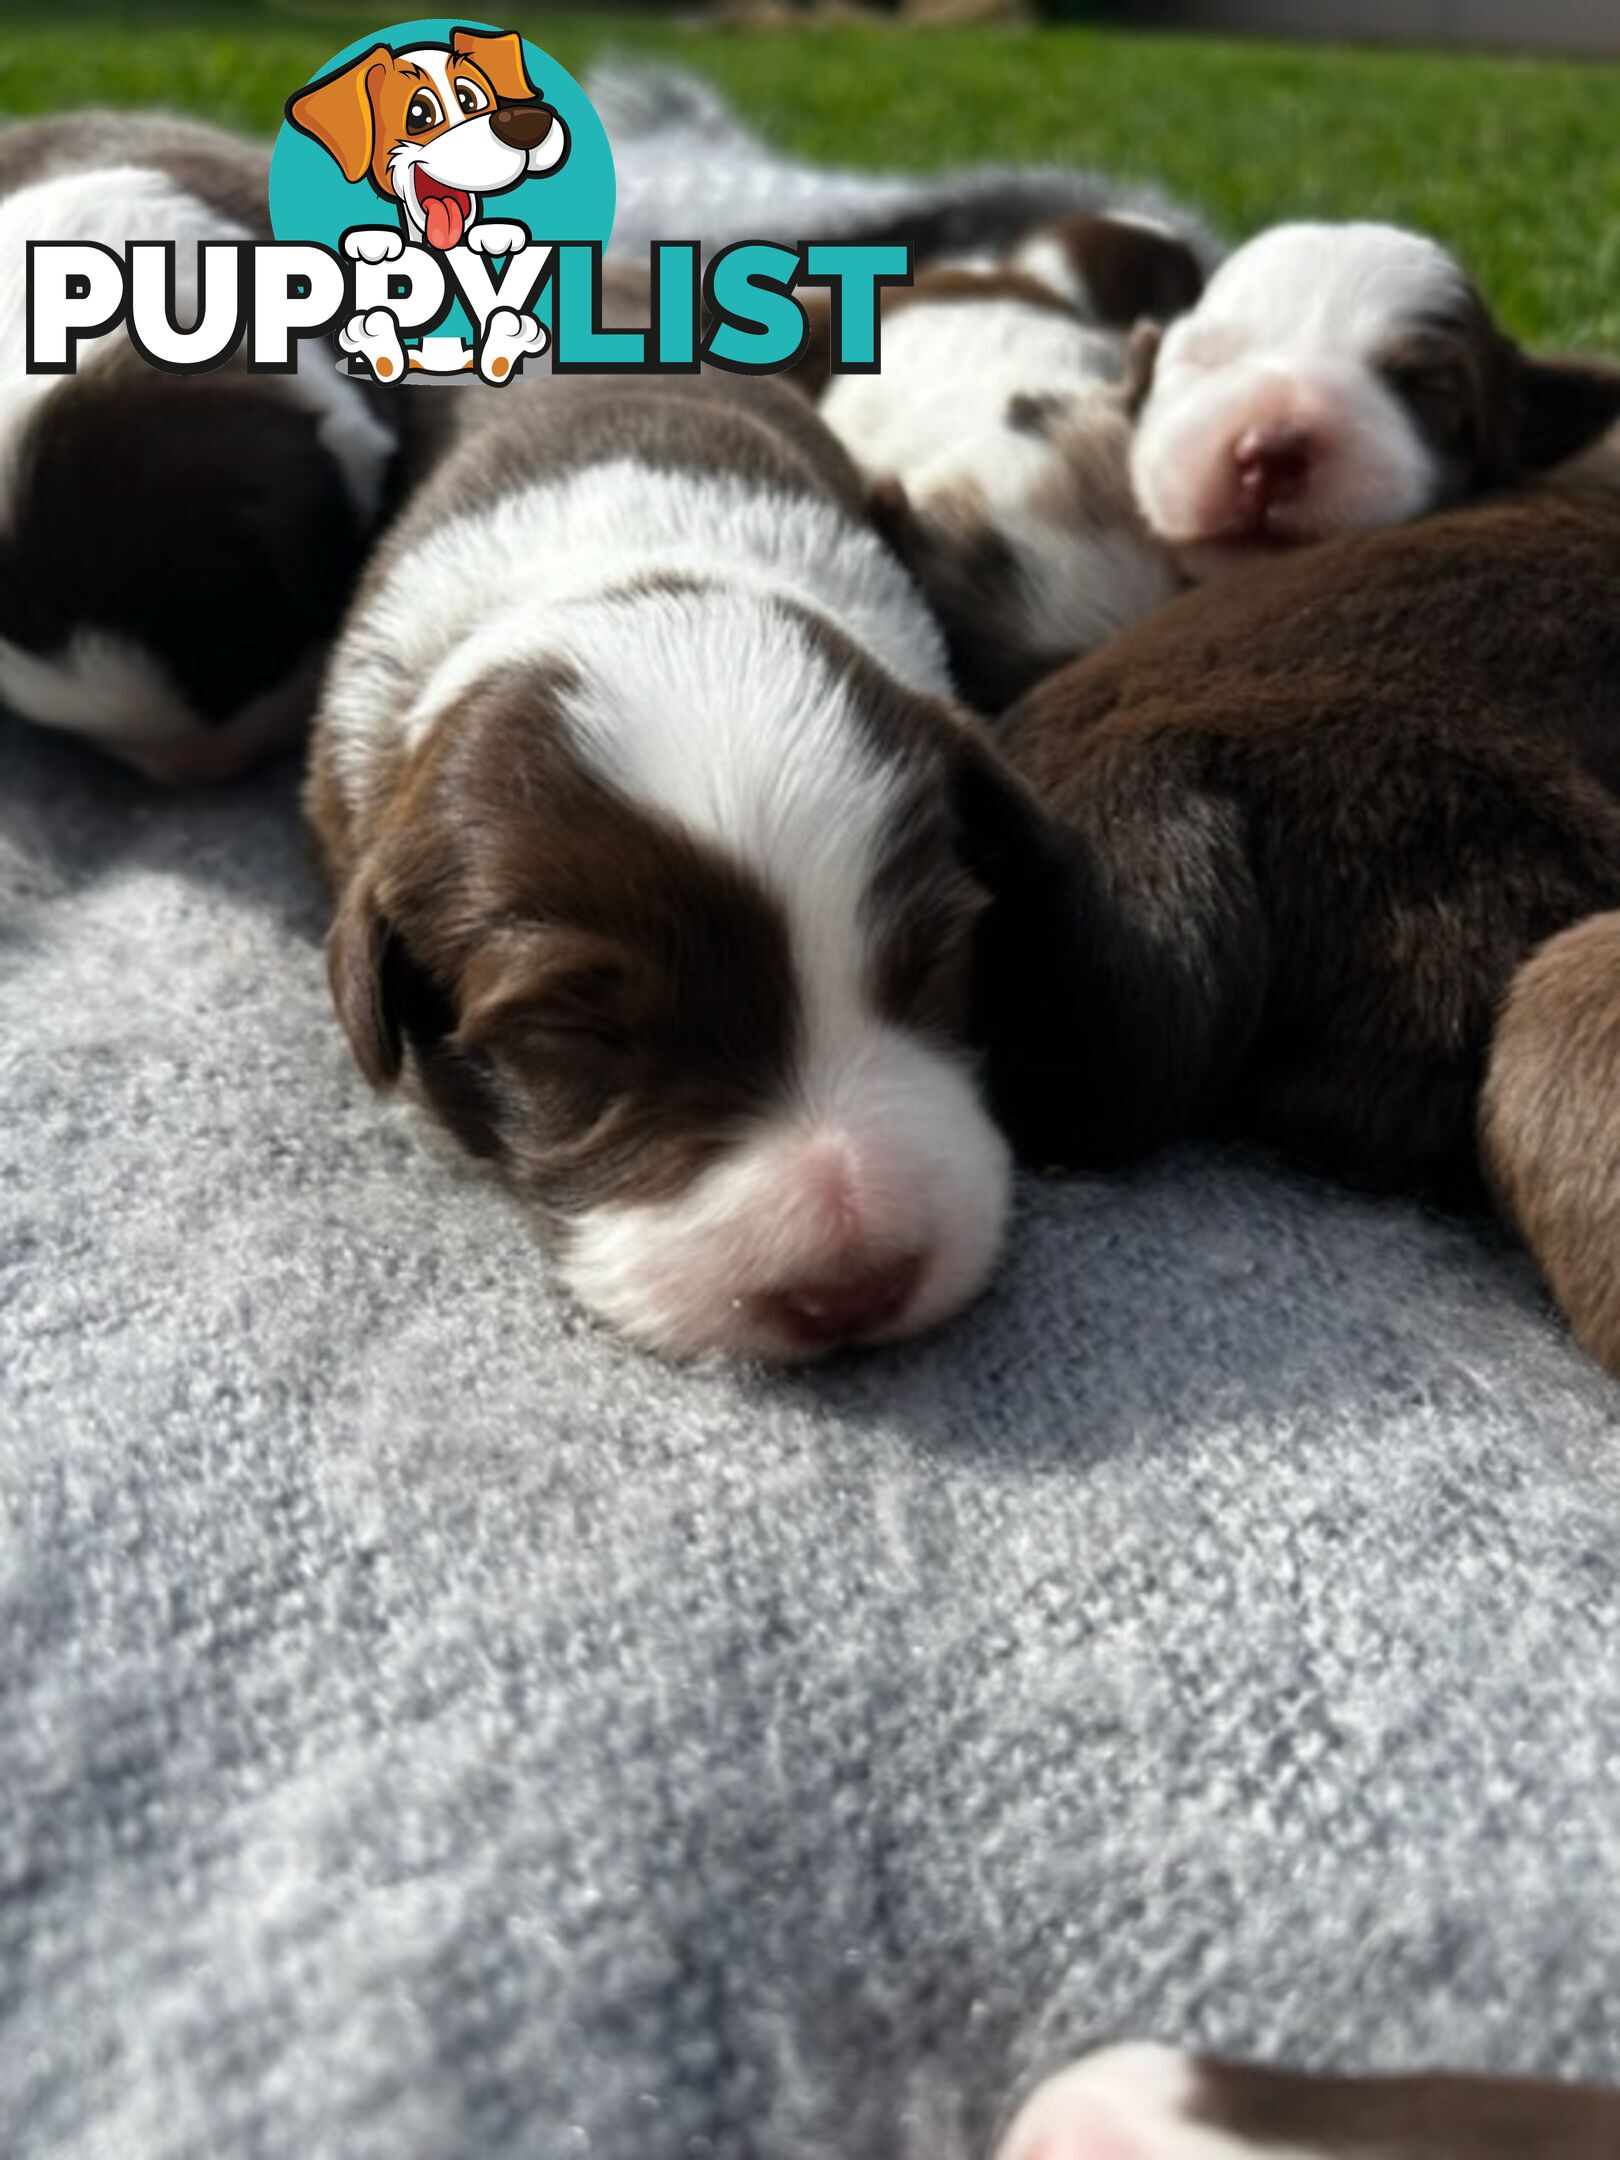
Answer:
[5,76,1620,2160]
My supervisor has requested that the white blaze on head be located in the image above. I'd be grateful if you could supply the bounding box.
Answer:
[552,589,1010,1363]
[1131,221,1469,567]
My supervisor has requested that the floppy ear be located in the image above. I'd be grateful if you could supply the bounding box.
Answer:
[326,875,403,1086]
[1061,213,1206,329]
[1123,319,1163,416]
[286,46,387,185]
[451,27,538,103]
[1514,352,1620,470]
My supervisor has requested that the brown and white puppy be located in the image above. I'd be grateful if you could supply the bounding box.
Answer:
[0,111,401,783]
[287,27,568,257]
[996,2042,1620,2160]
[1130,221,1620,573]
[813,214,1207,711]
[986,467,1620,1375]
[308,372,1063,1363]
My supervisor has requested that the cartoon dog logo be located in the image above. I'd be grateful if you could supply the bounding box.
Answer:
[287,25,569,380]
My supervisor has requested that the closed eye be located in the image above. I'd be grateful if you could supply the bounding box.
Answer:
[405,87,444,134]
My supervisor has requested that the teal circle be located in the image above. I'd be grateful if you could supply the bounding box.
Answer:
[269,19,614,351]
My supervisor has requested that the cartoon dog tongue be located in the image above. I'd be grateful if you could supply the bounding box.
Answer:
[419,181,466,251]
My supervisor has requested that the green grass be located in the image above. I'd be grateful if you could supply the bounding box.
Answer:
[6,4,1619,347]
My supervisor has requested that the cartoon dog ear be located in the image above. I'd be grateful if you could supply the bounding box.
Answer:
[450,27,538,104]
[1513,352,1620,471]
[286,45,387,185]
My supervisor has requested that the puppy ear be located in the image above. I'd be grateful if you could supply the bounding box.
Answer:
[1057,212,1207,329]
[866,472,916,559]
[327,875,401,1086]
[1123,320,1163,416]
[286,46,387,185]
[1514,352,1620,470]
[450,27,538,103]
[326,865,457,1088]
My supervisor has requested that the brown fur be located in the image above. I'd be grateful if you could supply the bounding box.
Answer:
[1483,911,1620,1375]
[310,376,1069,1226]
[989,476,1620,1363]
[1193,2052,1620,2158]
[1029,210,1206,328]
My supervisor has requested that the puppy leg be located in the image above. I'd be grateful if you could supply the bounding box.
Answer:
[1481,910,1620,1378]
[996,2045,1251,2160]
[996,2044,1620,2160]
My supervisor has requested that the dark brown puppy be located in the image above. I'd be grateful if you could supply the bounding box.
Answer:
[985,467,1620,1367]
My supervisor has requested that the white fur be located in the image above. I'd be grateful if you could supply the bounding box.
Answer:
[995,2045,1327,2160]
[822,297,1178,675]
[324,462,952,796]
[325,451,1009,1361]
[822,296,1122,496]
[1132,221,1463,562]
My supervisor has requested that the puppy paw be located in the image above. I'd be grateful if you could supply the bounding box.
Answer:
[995,2046,1244,2160]
[464,219,529,258]
[342,227,406,265]
[476,306,547,384]
[338,307,406,384]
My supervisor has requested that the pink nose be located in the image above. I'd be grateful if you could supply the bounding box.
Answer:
[763,1252,925,1349]
[1233,421,1313,510]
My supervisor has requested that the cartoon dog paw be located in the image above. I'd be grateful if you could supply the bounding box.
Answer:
[338,308,406,384]
[343,228,405,266]
[476,306,547,385]
[464,220,529,259]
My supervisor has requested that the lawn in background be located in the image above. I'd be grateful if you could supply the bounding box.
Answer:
[4,5,1619,350]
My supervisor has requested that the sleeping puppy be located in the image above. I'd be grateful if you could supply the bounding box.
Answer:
[996,2042,1620,2160]
[308,372,1063,1363]
[987,460,1620,1376]
[813,214,1207,710]
[1131,220,1620,572]
[0,111,403,783]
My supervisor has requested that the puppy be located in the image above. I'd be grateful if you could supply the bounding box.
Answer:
[0,111,401,783]
[987,464,1620,1374]
[815,214,1206,710]
[996,2042,1620,2160]
[1130,220,1620,572]
[287,27,568,257]
[307,373,1062,1363]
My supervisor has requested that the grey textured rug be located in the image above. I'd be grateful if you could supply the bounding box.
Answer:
[6,715,1620,2160]
[7,78,1620,2160]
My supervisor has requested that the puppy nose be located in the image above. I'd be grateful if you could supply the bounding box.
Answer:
[489,104,554,151]
[1233,421,1313,508]
[765,1252,925,1348]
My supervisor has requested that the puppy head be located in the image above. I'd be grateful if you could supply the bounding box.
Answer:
[325,597,1060,1363]
[1129,220,1620,572]
[0,348,387,780]
[287,30,564,247]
